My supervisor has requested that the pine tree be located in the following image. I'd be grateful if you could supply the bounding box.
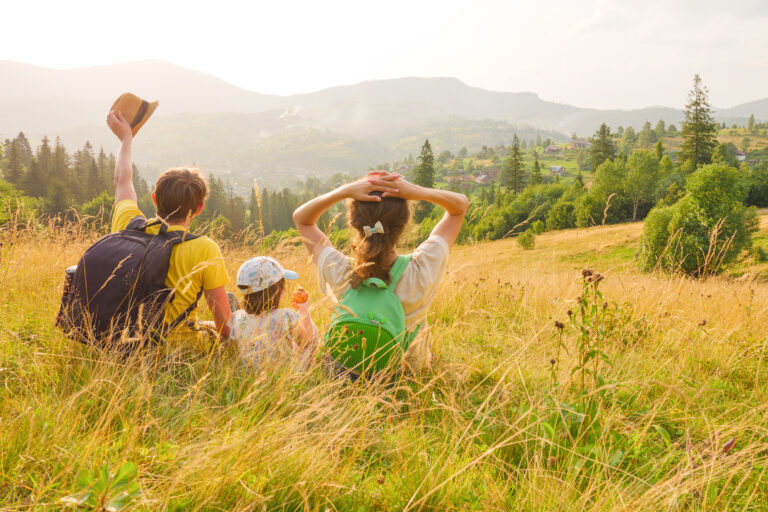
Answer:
[14,132,33,166]
[655,140,665,160]
[501,135,526,193]
[21,157,45,197]
[97,147,110,191]
[413,139,435,222]
[589,123,616,170]
[37,136,52,180]
[413,139,435,188]
[529,154,543,186]
[748,114,756,135]
[4,140,22,184]
[681,74,717,168]
[52,137,70,182]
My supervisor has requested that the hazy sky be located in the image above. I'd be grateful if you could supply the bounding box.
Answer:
[3,0,766,109]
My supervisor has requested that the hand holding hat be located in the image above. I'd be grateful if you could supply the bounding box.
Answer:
[107,92,159,139]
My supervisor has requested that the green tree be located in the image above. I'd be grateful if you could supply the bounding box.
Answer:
[37,136,52,180]
[529,155,543,186]
[638,121,656,147]
[640,163,753,275]
[589,123,616,170]
[413,139,435,222]
[654,119,666,139]
[3,140,23,184]
[619,126,637,156]
[20,157,45,197]
[741,137,751,153]
[655,140,665,160]
[546,200,576,230]
[624,150,660,220]
[501,135,526,193]
[681,74,717,168]
[748,114,756,135]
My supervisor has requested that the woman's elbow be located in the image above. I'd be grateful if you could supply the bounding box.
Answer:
[456,194,470,215]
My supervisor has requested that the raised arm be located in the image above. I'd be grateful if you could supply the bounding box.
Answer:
[370,176,469,247]
[292,175,400,258]
[106,110,137,204]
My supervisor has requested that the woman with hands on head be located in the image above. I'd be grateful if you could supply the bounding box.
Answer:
[292,171,469,373]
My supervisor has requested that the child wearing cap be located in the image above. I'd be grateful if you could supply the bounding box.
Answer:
[227,256,317,368]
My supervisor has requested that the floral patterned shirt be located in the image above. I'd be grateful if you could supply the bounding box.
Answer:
[227,308,301,367]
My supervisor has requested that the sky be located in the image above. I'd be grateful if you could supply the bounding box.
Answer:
[3,0,767,110]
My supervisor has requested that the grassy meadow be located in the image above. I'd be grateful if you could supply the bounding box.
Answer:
[2,215,768,511]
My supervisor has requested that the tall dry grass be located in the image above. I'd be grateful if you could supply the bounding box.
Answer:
[1,216,768,511]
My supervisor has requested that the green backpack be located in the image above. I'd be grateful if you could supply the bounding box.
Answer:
[325,255,420,374]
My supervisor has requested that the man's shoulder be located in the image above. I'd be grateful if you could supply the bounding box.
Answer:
[175,234,224,262]
[182,234,221,251]
[112,199,145,232]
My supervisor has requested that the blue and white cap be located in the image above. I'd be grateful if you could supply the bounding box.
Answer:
[236,256,298,294]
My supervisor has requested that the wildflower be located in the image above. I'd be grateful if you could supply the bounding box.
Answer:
[554,321,565,331]
[602,302,608,310]
[581,269,593,277]
[550,358,556,365]
[593,273,604,283]
[698,319,707,327]
[567,309,573,316]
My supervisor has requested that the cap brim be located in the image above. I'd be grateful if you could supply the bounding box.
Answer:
[284,270,299,280]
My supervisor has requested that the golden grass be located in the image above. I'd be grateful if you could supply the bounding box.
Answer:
[1,218,768,511]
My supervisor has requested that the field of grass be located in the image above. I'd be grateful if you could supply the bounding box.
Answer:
[2,216,768,511]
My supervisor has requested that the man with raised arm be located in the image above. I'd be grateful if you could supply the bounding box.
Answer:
[107,110,231,344]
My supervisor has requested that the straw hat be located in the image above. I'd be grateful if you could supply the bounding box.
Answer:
[109,93,159,136]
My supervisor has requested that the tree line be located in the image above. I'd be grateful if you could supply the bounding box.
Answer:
[0,134,344,239]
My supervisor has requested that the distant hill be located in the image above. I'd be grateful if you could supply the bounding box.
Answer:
[1,60,765,177]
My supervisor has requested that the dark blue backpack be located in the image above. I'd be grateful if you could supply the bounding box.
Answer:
[57,216,201,351]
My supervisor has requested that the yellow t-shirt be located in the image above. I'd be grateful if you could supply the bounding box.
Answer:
[111,200,229,340]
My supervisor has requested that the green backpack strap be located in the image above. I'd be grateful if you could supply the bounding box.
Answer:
[387,255,412,290]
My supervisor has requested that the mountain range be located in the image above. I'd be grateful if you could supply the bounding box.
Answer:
[1,60,765,181]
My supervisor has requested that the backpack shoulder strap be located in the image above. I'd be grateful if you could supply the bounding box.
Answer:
[125,215,150,231]
[387,255,412,290]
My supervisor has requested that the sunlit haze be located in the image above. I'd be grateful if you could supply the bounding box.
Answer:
[3,0,767,109]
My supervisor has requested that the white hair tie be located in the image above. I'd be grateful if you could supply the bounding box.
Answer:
[363,221,385,237]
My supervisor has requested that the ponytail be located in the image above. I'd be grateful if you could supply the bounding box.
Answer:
[347,193,410,288]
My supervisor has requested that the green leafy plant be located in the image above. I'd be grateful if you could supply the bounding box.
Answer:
[61,462,141,511]
[517,229,535,250]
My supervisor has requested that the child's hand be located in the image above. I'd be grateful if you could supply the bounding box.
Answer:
[293,286,309,304]
[292,286,310,313]
[293,300,310,316]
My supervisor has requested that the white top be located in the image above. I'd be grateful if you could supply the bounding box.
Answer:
[227,308,301,367]
[315,235,450,330]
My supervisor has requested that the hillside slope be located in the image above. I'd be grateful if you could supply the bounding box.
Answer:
[2,218,768,509]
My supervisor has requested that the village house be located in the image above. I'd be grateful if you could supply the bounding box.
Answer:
[545,145,560,153]
[571,139,591,150]
[549,166,567,177]
[736,150,746,162]
[445,175,473,184]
